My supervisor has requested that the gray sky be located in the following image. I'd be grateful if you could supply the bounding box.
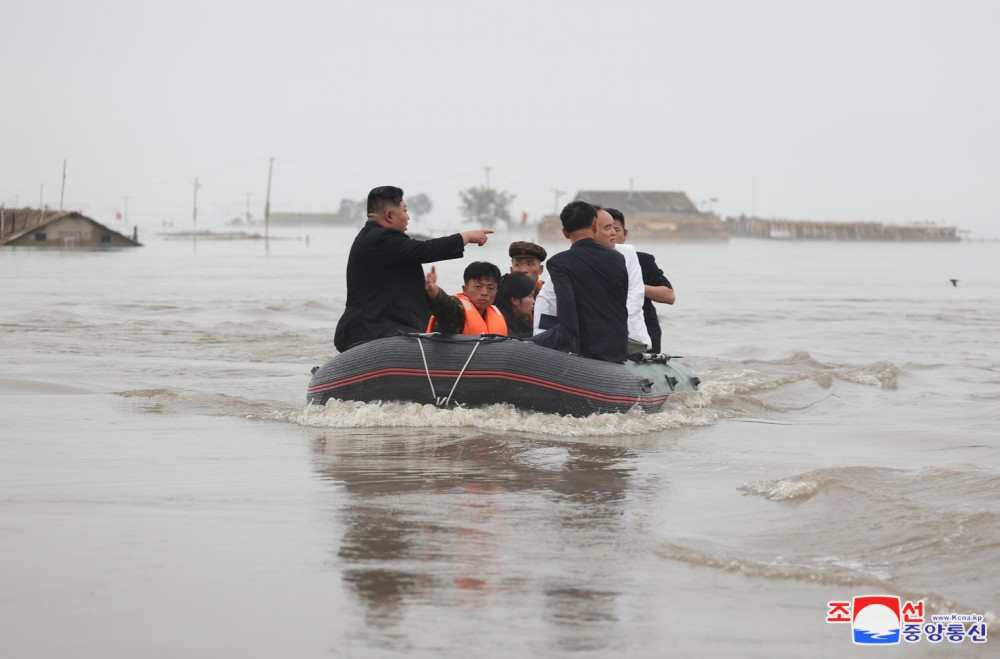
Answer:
[4,0,999,237]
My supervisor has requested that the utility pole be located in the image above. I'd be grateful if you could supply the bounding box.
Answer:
[123,196,129,224]
[192,178,201,230]
[39,184,43,211]
[550,189,565,214]
[60,160,67,210]
[483,165,492,190]
[245,192,251,224]
[264,157,275,241]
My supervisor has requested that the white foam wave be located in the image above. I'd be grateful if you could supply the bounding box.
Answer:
[834,360,899,389]
[739,478,822,502]
[263,395,721,437]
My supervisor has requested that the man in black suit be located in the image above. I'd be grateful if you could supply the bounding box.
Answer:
[606,208,675,354]
[530,201,629,363]
[334,186,492,352]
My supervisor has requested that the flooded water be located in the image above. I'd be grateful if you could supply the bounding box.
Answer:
[1,229,997,657]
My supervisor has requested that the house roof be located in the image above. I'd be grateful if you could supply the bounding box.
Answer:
[573,190,699,215]
[1,208,140,245]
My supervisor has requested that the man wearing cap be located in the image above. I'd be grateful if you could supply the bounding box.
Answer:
[334,185,492,352]
[508,240,547,290]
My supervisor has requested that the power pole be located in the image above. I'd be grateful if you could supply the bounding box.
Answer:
[483,165,492,190]
[60,160,67,210]
[551,189,565,214]
[245,192,251,224]
[192,178,201,230]
[264,157,275,241]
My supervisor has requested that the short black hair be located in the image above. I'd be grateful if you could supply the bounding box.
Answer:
[497,272,536,311]
[606,207,625,226]
[463,261,502,285]
[367,186,404,215]
[560,200,597,233]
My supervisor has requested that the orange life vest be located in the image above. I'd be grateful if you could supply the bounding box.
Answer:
[427,293,508,336]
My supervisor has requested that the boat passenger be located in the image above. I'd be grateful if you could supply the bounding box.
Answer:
[495,272,536,339]
[425,261,508,336]
[508,240,547,292]
[533,204,649,356]
[607,208,675,354]
[333,186,492,352]
[530,201,629,363]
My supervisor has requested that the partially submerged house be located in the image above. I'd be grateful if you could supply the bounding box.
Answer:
[538,190,728,241]
[0,208,141,247]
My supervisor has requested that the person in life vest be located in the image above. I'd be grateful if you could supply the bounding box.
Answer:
[425,261,508,335]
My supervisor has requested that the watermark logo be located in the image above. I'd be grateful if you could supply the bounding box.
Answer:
[826,595,988,645]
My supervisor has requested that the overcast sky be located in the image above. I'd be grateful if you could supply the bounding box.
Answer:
[4,0,998,237]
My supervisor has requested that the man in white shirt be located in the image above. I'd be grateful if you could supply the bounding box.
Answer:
[534,205,650,355]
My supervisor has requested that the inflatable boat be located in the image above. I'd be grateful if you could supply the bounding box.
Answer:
[307,333,699,416]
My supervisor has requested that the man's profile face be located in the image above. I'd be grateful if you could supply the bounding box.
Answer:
[612,219,628,245]
[510,257,543,281]
[594,210,617,248]
[387,200,410,232]
[462,277,498,313]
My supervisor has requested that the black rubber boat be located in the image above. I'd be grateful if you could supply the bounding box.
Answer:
[307,333,699,416]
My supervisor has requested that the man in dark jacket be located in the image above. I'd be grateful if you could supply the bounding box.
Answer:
[606,208,675,353]
[333,186,492,352]
[530,201,629,363]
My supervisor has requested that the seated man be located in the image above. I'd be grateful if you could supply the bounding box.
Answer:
[534,204,649,356]
[530,201,628,363]
[607,208,675,353]
[425,261,508,336]
[495,272,536,338]
[508,240,547,292]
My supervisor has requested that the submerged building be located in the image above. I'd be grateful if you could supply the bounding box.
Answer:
[539,190,728,241]
[725,215,961,241]
[0,208,141,247]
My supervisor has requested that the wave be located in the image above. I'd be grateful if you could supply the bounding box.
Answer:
[653,539,994,621]
[111,350,903,436]
[738,464,1000,505]
[698,464,1000,615]
[264,396,721,437]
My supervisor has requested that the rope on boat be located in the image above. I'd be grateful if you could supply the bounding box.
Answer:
[416,336,438,402]
[414,333,487,407]
[443,337,484,407]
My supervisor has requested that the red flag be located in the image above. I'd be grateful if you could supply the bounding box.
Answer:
[115,211,122,221]
[521,211,528,225]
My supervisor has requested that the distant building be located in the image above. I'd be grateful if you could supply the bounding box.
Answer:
[0,208,141,247]
[539,190,728,241]
[725,215,961,241]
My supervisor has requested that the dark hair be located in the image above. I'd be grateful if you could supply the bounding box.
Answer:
[605,207,625,226]
[463,261,502,285]
[497,272,536,312]
[367,186,404,215]
[560,200,597,233]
